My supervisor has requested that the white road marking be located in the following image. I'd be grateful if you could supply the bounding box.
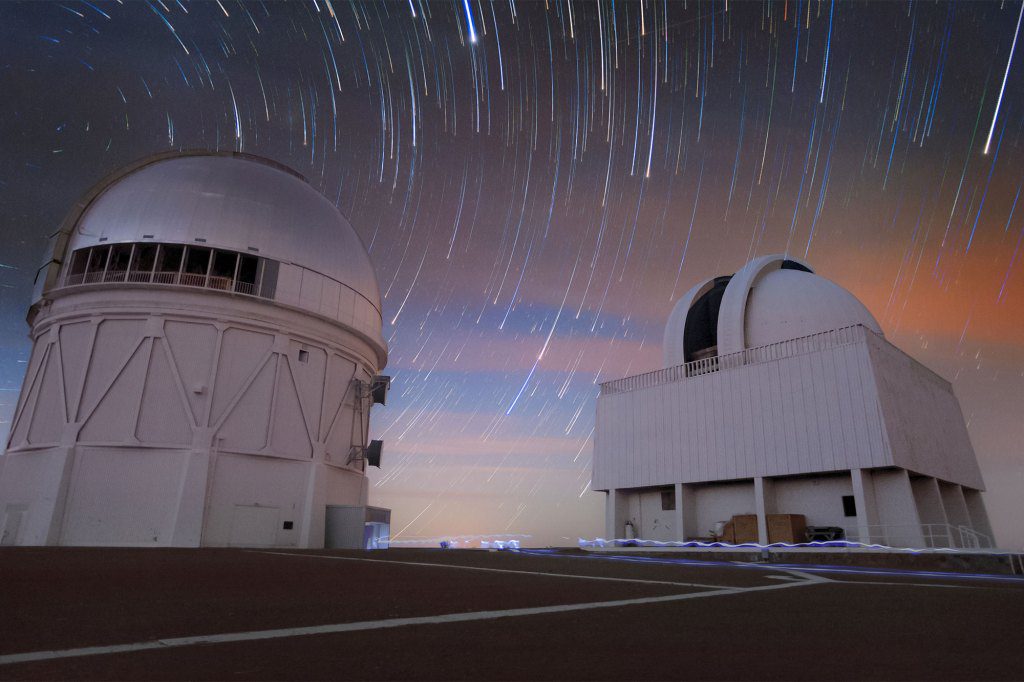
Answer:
[255,550,732,590]
[827,579,986,590]
[0,575,826,667]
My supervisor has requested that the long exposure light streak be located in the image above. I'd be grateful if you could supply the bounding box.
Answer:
[983,0,1023,154]
[0,1,1022,549]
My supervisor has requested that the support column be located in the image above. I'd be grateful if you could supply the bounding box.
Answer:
[850,469,880,544]
[754,477,774,545]
[674,483,685,542]
[911,476,948,547]
[170,450,211,547]
[299,455,329,549]
[43,446,77,546]
[938,482,970,526]
[605,490,616,540]
[605,489,629,540]
[873,470,925,548]
[963,488,995,547]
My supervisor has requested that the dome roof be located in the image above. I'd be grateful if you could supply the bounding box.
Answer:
[663,255,882,367]
[743,268,881,348]
[67,152,381,313]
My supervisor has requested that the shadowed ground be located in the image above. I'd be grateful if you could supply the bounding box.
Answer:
[1,547,1022,680]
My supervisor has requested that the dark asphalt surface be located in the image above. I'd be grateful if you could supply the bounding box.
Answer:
[1,548,1022,680]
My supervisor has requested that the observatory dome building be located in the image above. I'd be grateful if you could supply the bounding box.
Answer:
[0,152,390,548]
[593,255,994,549]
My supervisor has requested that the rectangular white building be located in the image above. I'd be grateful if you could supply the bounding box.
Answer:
[593,256,994,549]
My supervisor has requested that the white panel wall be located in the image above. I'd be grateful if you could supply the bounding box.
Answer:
[637,489,676,541]
[595,339,887,489]
[771,474,853,529]
[866,334,984,490]
[202,452,308,547]
[0,285,382,548]
[0,448,69,545]
[270,264,383,347]
[61,447,188,546]
[693,480,755,537]
[275,263,303,308]
[872,469,925,547]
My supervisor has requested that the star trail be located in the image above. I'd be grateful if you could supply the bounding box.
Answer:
[1,1,1023,547]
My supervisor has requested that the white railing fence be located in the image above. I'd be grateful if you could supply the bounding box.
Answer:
[843,523,994,550]
[600,325,867,395]
[64,268,271,298]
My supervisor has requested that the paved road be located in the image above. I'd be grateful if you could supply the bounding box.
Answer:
[1,547,1022,680]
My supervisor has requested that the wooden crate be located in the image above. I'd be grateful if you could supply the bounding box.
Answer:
[767,514,807,544]
[731,514,759,543]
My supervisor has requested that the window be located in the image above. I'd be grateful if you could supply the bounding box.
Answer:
[85,246,109,282]
[842,495,857,517]
[661,489,676,511]
[68,249,89,283]
[298,349,309,363]
[61,241,279,299]
[236,255,259,294]
[184,246,211,275]
[106,244,133,281]
[155,244,184,279]
[129,244,157,281]
[209,250,237,290]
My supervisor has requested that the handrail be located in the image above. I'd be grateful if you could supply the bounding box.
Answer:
[843,522,994,549]
[600,324,868,395]
[63,269,272,299]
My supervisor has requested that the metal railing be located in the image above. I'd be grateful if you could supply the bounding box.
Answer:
[601,325,867,395]
[843,523,994,550]
[63,269,269,298]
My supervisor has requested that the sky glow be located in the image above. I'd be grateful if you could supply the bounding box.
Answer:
[0,2,1023,548]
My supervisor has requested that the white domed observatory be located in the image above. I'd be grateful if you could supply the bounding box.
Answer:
[0,152,391,549]
[594,255,994,549]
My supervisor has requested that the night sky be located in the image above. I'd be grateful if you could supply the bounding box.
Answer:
[1,1,1023,548]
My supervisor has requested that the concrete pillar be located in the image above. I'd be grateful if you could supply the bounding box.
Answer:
[911,476,949,547]
[754,477,774,545]
[673,483,685,542]
[872,469,925,548]
[171,449,211,547]
[963,488,995,547]
[938,481,971,547]
[45,446,78,546]
[850,469,880,544]
[604,490,617,540]
[603,489,630,540]
[299,461,328,549]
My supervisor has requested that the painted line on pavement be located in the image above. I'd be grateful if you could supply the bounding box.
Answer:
[255,550,733,590]
[0,574,827,666]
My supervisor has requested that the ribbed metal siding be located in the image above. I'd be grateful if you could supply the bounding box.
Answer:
[593,331,891,490]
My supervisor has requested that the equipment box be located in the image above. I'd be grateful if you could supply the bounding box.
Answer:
[325,505,391,549]
[732,514,759,543]
[767,514,807,544]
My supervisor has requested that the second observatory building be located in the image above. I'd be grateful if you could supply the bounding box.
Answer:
[0,152,389,548]
[593,255,994,549]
